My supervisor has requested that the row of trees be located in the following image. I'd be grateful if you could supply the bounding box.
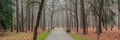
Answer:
[0,0,120,40]
[0,0,44,40]
[15,0,36,33]
[66,0,118,33]
[0,0,58,40]
[0,0,14,31]
[65,0,119,40]
[0,0,45,32]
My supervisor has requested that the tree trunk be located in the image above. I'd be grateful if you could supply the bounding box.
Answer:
[110,23,114,30]
[31,6,34,32]
[98,0,104,33]
[98,16,102,35]
[27,0,31,31]
[21,0,24,32]
[42,7,46,31]
[104,23,108,31]
[118,0,120,29]
[28,9,31,31]
[10,20,13,32]
[50,14,53,30]
[33,0,45,40]
[80,0,87,34]
[75,0,79,32]
[51,0,54,30]
[16,0,19,33]
[65,0,70,29]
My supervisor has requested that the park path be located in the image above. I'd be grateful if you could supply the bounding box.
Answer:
[45,28,74,40]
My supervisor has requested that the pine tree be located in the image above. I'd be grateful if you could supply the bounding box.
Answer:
[0,0,14,30]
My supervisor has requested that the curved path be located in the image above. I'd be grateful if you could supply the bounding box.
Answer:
[45,28,74,40]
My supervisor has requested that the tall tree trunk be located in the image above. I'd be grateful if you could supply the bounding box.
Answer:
[98,0,104,33]
[33,0,45,40]
[110,22,114,30]
[25,0,29,32]
[50,14,53,29]
[42,7,46,31]
[104,23,108,31]
[51,0,54,30]
[118,0,120,29]
[28,9,31,31]
[80,0,87,34]
[93,0,98,33]
[40,14,43,28]
[27,0,31,31]
[10,19,13,32]
[96,0,104,40]
[21,0,24,32]
[75,0,79,32]
[16,0,19,33]
[98,16,102,34]
[10,3,13,32]
[31,6,34,32]
[65,0,69,29]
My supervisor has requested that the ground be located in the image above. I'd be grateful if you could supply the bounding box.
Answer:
[71,27,120,40]
[0,32,33,40]
[0,27,120,40]
[0,28,43,40]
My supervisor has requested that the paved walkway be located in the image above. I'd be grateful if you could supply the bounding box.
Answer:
[45,28,74,40]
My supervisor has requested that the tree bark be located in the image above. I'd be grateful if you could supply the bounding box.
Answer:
[42,7,46,31]
[118,0,120,29]
[80,0,87,34]
[21,0,24,32]
[98,0,104,33]
[31,6,34,32]
[10,20,13,32]
[50,0,54,30]
[16,0,19,33]
[33,0,45,40]
[75,0,79,32]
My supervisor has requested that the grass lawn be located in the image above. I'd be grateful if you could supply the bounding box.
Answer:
[37,31,50,40]
[70,33,93,40]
